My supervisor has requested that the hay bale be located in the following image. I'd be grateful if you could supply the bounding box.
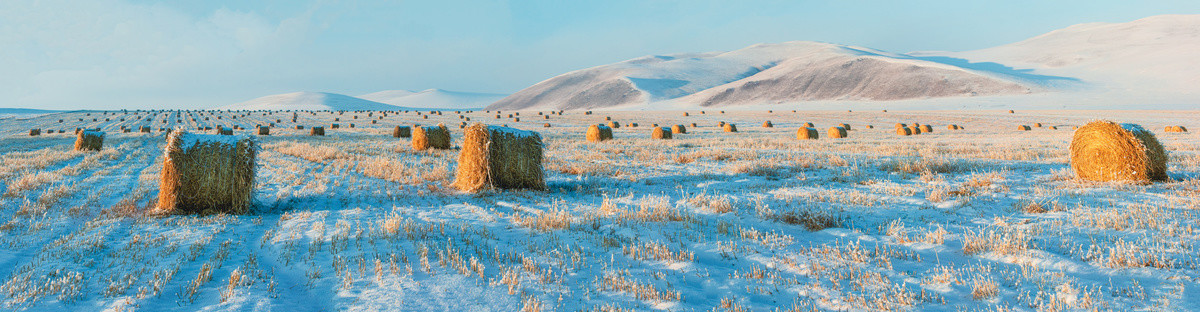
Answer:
[803,122,815,128]
[543,123,551,127]
[1048,126,1058,130]
[828,126,847,138]
[651,126,673,139]
[258,126,270,135]
[947,124,959,130]
[393,126,412,138]
[331,123,340,129]
[73,129,105,151]
[1035,123,1043,128]
[1070,121,1167,182]
[920,125,933,133]
[412,124,451,150]
[156,131,257,214]
[896,126,912,136]
[630,123,638,127]
[672,125,686,134]
[1009,110,1015,114]
[909,126,921,135]
[452,124,545,192]
[608,121,620,129]
[218,127,233,135]
[763,121,773,128]
[690,123,697,127]
[797,127,818,140]
[839,123,851,131]
[587,124,613,142]
[310,126,325,136]
[1017,125,1031,131]
[723,124,738,132]
[1165,126,1188,132]
[683,112,689,117]
[29,129,40,136]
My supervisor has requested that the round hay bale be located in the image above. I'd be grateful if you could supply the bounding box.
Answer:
[295,125,305,130]
[909,126,922,135]
[803,122,815,128]
[1008,110,1015,114]
[155,130,257,214]
[1017,125,1031,131]
[867,125,874,129]
[1165,125,1188,132]
[947,124,959,130]
[396,125,415,138]
[75,130,105,151]
[258,126,270,135]
[29,129,41,136]
[651,126,673,139]
[218,127,233,135]
[543,123,551,128]
[797,127,818,140]
[587,124,613,142]
[412,124,451,150]
[331,123,340,129]
[452,124,546,192]
[630,123,638,127]
[896,127,912,136]
[310,126,325,136]
[690,123,697,128]
[608,121,620,129]
[723,124,738,132]
[671,125,686,134]
[683,112,689,117]
[1035,123,1043,128]
[605,116,612,121]
[1070,121,1167,182]
[828,126,847,138]
[839,123,851,131]
[762,121,773,128]
[1048,126,1058,130]
[919,125,933,133]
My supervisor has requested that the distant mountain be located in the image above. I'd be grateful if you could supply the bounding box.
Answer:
[0,108,60,119]
[216,92,402,111]
[359,89,505,110]
[488,41,1037,110]
[913,14,1200,95]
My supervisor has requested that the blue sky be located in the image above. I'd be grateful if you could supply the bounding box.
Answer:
[3,0,1199,110]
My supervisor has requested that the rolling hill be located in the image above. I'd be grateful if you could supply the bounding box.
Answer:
[358,89,505,110]
[216,92,403,111]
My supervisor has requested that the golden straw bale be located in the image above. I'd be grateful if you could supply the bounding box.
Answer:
[947,124,959,130]
[452,124,544,192]
[393,126,411,138]
[74,130,105,151]
[909,126,921,135]
[257,126,270,135]
[828,126,847,138]
[412,124,451,150]
[156,131,256,214]
[1035,123,1043,128]
[608,121,620,129]
[1070,121,1167,182]
[895,123,908,130]
[919,125,933,133]
[1048,126,1058,130]
[896,127,912,136]
[1017,125,1031,131]
[723,124,738,132]
[672,124,686,134]
[797,127,818,140]
[310,126,325,136]
[651,126,673,139]
[839,123,852,131]
[586,124,613,142]
[29,129,40,136]
[763,121,773,128]
[803,122,814,128]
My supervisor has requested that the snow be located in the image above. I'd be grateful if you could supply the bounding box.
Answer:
[216,92,404,111]
[359,89,505,110]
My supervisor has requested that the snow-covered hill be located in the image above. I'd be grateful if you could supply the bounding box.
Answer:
[488,41,1040,110]
[913,14,1200,96]
[216,92,403,111]
[359,89,504,110]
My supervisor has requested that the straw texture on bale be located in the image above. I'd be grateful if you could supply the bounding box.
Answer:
[310,127,325,136]
[909,126,921,135]
[1164,126,1188,132]
[895,123,907,130]
[947,124,960,130]
[897,127,912,136]
[74,130,105,151]
[1069,121,1167,182]
[586,124,613,142]
[156,131,256,214]
[672,125,686,134]
[1017,125,1031,131]
[452,124,545,192]
[393,126,411,138]
[828,126,847,138]
[723,124,738,132]
[919,125,933,133]
[412,124,451,150]
[608,121,620,129]
[797,127,818,140]
[651,127,673,139]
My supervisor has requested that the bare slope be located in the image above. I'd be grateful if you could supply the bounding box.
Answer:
[359,89,505,110]
[216,92,403,111]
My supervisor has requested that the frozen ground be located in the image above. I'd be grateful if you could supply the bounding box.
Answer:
[0,109,1198,311]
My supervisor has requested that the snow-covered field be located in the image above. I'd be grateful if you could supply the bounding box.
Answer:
[0,109,1198,311]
